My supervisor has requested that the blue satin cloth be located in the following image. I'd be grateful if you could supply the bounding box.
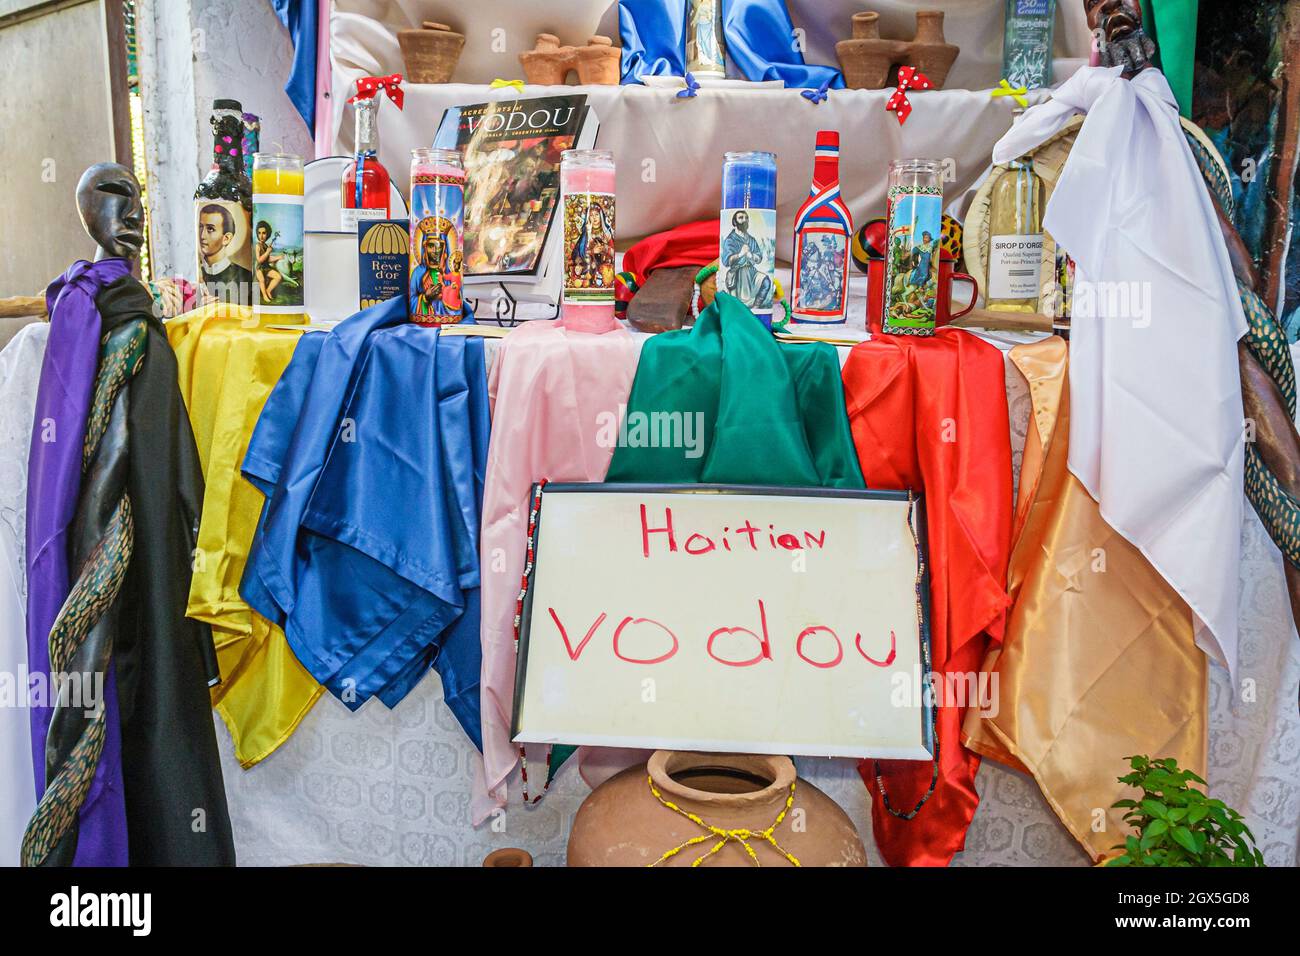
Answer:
[268,0,317,130]
[618,0,843,89]
[620,0,689,82]
[240,298,486,750]
[724,0,844,89]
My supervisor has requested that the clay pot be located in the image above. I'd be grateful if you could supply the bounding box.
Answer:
[519,33,573,85]
[909,11,959,89]
[575,35,621,85]
[835,10,960,90]
[567,751,867,867]
[483,848,533,867]
[836,12,907,90]
[398,21,465,84]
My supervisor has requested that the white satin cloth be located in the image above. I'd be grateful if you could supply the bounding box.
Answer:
[0,322,46,866]
[994,66,1247,677]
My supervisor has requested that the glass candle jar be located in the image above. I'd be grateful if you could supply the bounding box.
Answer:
[251,152,306,323]
[408,147,466,326]
[882,158,944,336]
[719,150,778,327]
[560,149,617,331]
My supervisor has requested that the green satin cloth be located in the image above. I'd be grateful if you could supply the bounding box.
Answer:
[1141,0,1198,117]
[605,291,865,488]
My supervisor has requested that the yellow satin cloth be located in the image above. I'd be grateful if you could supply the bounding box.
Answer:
[167,305,323,767]
[963,336,1208,861]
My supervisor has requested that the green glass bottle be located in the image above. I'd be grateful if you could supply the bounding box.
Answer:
[1002,0,1056,90]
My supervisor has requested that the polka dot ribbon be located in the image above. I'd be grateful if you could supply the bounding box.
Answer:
[349,74,405,110]
[886,66,931,125]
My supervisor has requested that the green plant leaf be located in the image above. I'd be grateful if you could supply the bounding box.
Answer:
[1170,827,1199,854]
[1140,799,1168,820]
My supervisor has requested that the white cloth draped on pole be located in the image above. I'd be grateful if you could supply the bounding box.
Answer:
[0,322,47,865]
[994,66,1247,677]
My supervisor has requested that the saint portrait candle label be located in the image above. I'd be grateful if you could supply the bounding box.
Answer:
[252,153,305,321]
[195,99,254,307]
[408,147,465,326]
[882,159,944,336]
[791,131,852,324]
[561,149,616,322]
[719,151,778,326]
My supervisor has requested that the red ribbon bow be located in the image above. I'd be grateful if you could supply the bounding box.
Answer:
[885,66,931,125]
[349,74,404,110]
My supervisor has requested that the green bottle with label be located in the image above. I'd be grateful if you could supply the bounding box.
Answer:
[1003,0,1056,90]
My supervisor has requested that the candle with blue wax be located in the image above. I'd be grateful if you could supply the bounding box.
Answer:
[719,150,777,327]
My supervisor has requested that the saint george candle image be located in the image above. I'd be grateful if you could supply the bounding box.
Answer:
[719,150,777,327]
[251,152,305,323]
[882,158,943,336]
[560,149,617,331]
[409,147,466,326]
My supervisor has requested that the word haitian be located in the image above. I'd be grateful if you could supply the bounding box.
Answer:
[637,504,828,557]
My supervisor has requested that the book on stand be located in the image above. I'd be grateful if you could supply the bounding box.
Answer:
[434,94,600,319]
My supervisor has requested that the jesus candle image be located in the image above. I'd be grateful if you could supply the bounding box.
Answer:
[719,151,777,328]
[560,149,617,331]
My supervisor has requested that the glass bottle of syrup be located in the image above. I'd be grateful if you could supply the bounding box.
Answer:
[194,98,254,306]
[341,91,391,232]
[984,156,1045,312]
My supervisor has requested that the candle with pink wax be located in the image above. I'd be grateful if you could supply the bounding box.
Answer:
[560,149,617,332]
[409,146,465,325]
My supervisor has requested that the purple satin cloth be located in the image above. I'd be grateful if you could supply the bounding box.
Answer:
[25,258,131,866]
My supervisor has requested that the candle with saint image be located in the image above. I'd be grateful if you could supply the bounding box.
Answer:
[408,147,465,326]
[719,151,777,328]
[560,149,617,331]
[251,152,305,322]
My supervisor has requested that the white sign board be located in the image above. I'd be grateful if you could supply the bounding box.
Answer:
[511,484,934,760]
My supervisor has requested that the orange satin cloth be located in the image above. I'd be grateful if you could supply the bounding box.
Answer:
[962,336,1207,861]
[167,305,323,767]
[841,327,1014,867]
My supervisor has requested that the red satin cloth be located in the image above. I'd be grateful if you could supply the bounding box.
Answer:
[841,327,1013,866]
[620,219,719,284]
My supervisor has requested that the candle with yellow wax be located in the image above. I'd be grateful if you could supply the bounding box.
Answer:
[252,153,306,322]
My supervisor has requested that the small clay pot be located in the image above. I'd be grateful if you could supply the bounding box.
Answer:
[575,36,621,85]
[909,11,959,89]
[567,751,867,867]
[519,33,573,85]
[836,13,908,90]
[483,848,533,867]
[398,21,465,84]
[835,9,960,90]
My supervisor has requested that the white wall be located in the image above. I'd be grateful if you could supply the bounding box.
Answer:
[138,0,315,283]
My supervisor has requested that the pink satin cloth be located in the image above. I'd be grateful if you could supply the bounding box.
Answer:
[472,315,642,823]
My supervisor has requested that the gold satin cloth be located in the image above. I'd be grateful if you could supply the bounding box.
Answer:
[167,306,323,767]
[963,337,1208,861]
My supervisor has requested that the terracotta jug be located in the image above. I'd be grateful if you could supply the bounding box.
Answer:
[567,751,868,867]
[575,35,621,85]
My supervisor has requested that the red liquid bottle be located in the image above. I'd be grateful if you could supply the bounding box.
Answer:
[341,91,391,231]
